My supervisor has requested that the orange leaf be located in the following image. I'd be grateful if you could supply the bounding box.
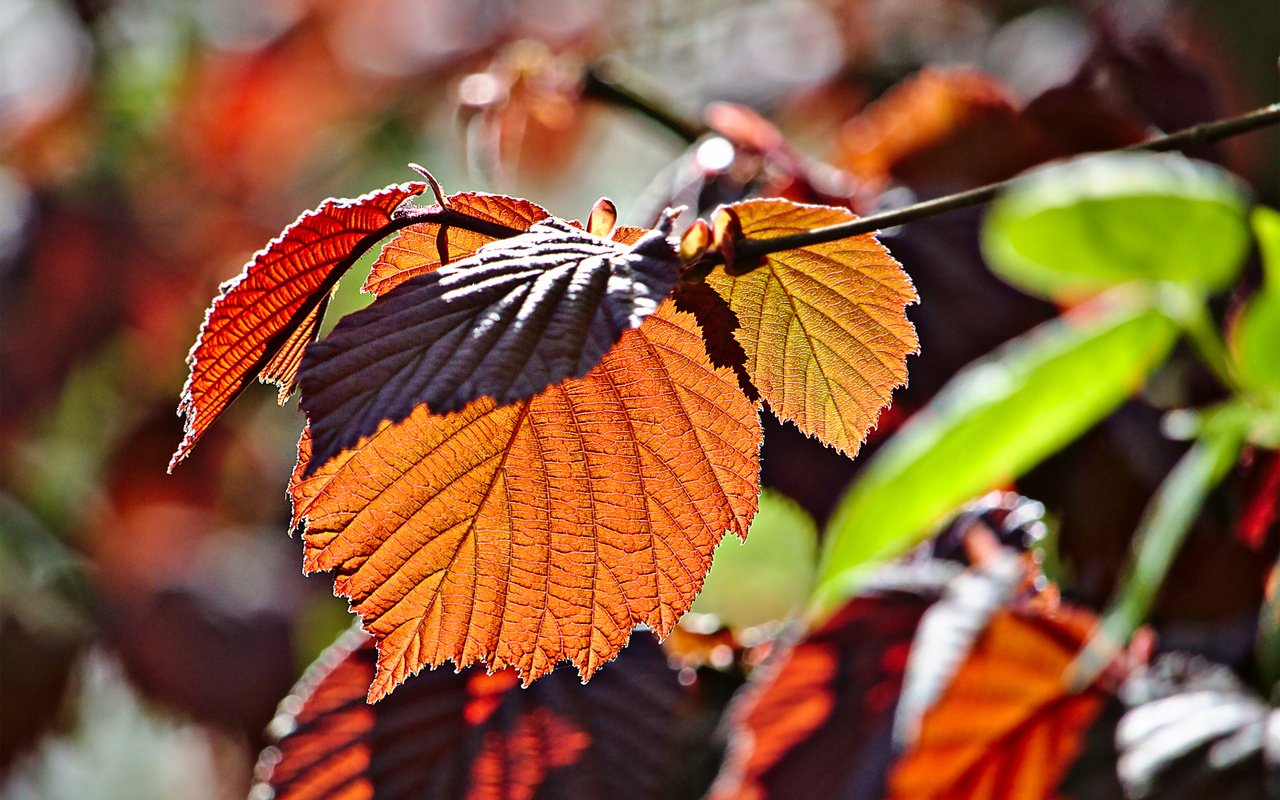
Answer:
[887,606,1106,800]
[256,630,692,800]
[710,569,944,800]
[832,67,1054,189]
[170,182,425,470]
[290,301,761,699]
[363,192,551,295]
[705,199,917,457]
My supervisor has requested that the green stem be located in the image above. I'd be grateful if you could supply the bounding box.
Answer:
[1069,414,1247,688]
[1182,299,1241,392]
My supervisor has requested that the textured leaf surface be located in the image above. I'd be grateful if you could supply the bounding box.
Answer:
[705,199,917,457]
[709,565,948,800]
[888,606,1105,800]
[256,630,693,800]
[170,182,424,469]
[290,302,761,698]
[364,192,551,295]
[299,216,683,472]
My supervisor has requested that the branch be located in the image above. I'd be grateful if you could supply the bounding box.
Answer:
[583,61,708,145]
[732,103,1280,261]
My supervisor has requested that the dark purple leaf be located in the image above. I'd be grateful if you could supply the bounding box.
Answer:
[298,213,682,472]
[254,629,697,800]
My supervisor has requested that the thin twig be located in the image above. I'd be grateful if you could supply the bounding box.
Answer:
[583,62,707,145]
[733,103,1280,261]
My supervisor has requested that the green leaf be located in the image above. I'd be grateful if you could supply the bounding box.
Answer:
[1252,205,1280,286]
[813,293,1180,608]
[691,489,818,630]
[982,152,1250,300]
[1072,409,1246,685]
[1232,207,1280,394]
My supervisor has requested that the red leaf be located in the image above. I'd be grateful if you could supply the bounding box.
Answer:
[364,192,552,295]
[170,182,425,470]
[255,630,696,800]
[710,566,948,800]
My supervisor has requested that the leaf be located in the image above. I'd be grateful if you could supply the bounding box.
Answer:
[887,605,1107,800]
[893,551,1028,746]
[982,152,1250,301]
[169,182,425,470]
[258,293,332,405]
[815,293,1179,606]
[364,192,552,295]
[1231,207,1280,394]
[256,629,697,800]
[298,214,683,473]
[690,489,818,631]
[290,302,761,698]
[831,66,1055,189]
[1112,654,1277,800]
[708,564,949,800]
[704,199,918,457]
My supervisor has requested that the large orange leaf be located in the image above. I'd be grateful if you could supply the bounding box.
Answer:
[290,301,761,699]
[256,630,695,800]
[298,214,682,472]
[887,606,1106,800]
[705,199,917,457]
[170,182,425,470]
[364,192,551,295]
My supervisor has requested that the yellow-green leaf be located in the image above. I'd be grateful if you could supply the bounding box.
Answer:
[705,199,918,456]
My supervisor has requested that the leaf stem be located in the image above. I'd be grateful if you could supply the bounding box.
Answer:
[392,204,528,241]
[732,103,1280,261]
[1068,412,1247,689]
[1181,299,1241,391]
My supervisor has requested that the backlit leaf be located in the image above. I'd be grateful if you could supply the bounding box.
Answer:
[709,564,950,800]
[256,629,695,800]
[290,302,761,698]
[982,152,1250,301]
[1231,207,1280,394]
[364,192,552,295]
[258,294,332,405]
[170,182,425,470]
[887,605,1106,800]
[705,199,918,457]
[816,294,1179,606]
[298,214,683,472]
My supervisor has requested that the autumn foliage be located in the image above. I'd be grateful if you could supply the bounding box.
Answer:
[170,173,916,699]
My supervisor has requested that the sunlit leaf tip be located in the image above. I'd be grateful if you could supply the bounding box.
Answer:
[298,209,684,475]
[169,181,427,472]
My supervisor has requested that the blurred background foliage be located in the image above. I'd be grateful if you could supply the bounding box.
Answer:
[0,0,1276,797]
